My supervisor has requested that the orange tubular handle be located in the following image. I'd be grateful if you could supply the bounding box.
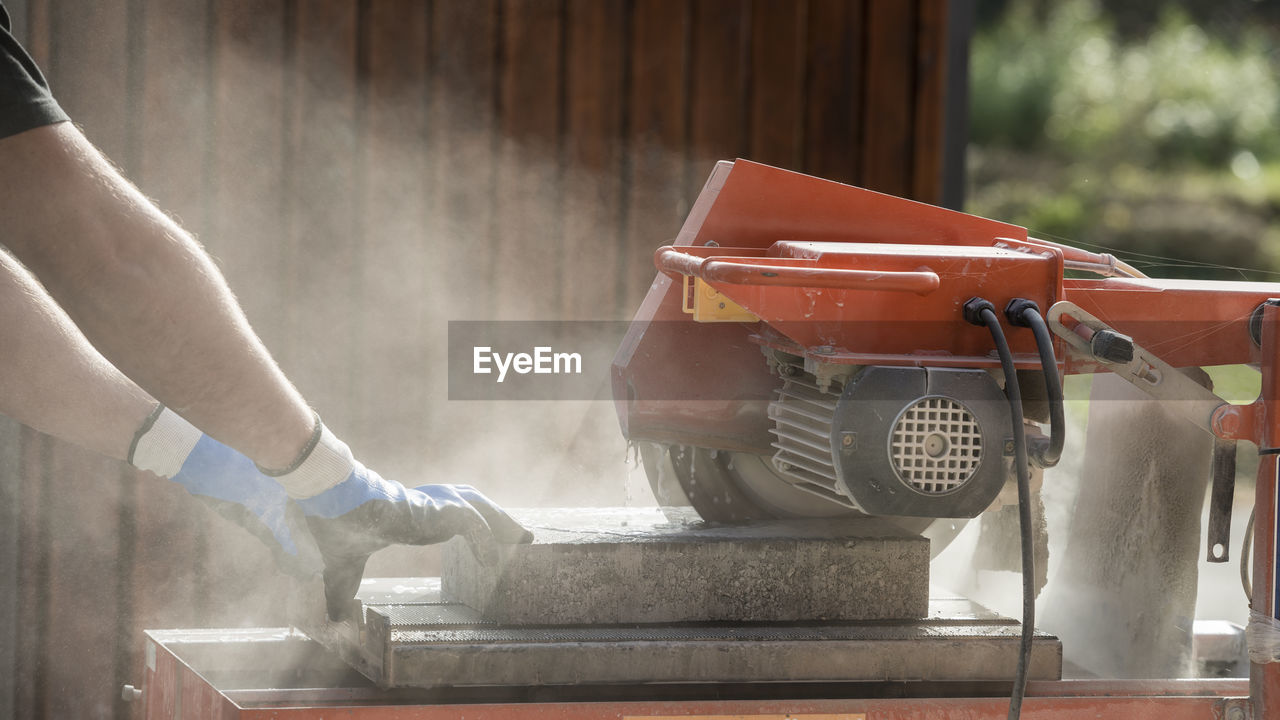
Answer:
[654,246,940,295]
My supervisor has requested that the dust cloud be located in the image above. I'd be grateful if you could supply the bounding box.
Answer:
[933,371,1256,679]
[0,3,674,651]
[137,14,660,516]
[23,4,1261,697]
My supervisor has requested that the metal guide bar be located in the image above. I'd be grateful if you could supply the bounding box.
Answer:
[1047,301,1225,434]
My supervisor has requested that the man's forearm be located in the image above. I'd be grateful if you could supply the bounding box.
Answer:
[0,247,154,458]
[0,122,314,468]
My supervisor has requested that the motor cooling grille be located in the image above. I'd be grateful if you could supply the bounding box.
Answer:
[889,396,983,494]
[767,376,856,508]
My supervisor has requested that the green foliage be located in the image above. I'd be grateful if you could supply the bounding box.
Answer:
[968,0,1280,282]
[1053,13,1279,167]
[969,1,1096,151]
[1204,365,1261,405]
[972,0,1280,168]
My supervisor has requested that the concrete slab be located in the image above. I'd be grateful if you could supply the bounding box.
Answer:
[293,578,1062,689]
[441,507,930,624]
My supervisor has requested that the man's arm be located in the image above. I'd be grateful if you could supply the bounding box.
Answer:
[0,121,533,606]
[0,122,314,468]
[0,244,153,459]
[0,238,325,575]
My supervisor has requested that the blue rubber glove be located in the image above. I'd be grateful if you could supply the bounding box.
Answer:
[301,469,534,619]
[129,407,322,578]
[272,426,533,619]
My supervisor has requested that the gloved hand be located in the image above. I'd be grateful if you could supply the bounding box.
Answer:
[129,406,323,578]
[298,470,534,618]
[267,422,533,619]
[133,406,533,615]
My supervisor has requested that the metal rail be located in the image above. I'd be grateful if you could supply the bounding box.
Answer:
[655,245,941,294]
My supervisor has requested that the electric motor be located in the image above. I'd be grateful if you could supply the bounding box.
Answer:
[770,365,1012,518]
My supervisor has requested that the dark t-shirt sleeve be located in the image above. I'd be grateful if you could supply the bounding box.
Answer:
[0,1,69,140]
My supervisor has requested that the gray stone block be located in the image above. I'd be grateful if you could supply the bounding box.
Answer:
[441,507,930,624]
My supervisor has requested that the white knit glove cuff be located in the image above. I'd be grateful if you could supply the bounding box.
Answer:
[267,423,355,499]
[129,406,201,479]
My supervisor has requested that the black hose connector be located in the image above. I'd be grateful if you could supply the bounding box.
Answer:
[963,297,997,326]
[1090,329,1135,364]
[1004,298,1041,327]
[1004,298,1065,469]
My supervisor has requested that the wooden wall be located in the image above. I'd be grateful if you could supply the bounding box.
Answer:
[0,1,956,717]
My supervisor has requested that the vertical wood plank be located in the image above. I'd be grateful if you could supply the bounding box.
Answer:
[0,420,18,720]
[129,480,203,630]
[431,0,499,320]
[748,0,806,171]
[861,0,916,197]
[561,0,626,320]
[622,0,690,309]
[43,446,125,720]
[803,0,863,185]
[208,0,288,353]
[28,5,133,718]
[359,0,432,474]
[19,0,48,65]
[687,0,749,194]
[494,0,563,319]
[283,0,361,437]
[136,1,212,240]
[425,1,502,483]
[5,0,28,42]
[44,0,130,159]
[912,0,947,204]
[203,0,295,629]
[11,50,49,603]
[128,0,212,653]
[12,430,48,719]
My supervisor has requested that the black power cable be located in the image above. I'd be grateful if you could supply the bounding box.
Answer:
[1006,299,1065,468]
[963,297,1035,720]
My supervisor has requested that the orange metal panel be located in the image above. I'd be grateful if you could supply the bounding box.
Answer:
[694,160,1027,252]
[616,159,1280,453]
[1063,277,1272,370]
[662,242,1061,367]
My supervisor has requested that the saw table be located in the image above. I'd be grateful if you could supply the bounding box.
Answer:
[128,507,1218,719]
[136,601,1244,720]
[282,507,1058,689]
[132,507,1251,718]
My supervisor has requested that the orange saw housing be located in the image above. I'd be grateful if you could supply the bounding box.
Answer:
[613,160,1276,454]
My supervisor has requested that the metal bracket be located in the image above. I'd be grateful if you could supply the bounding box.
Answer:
[1207,438,1238,563]
[681,275,759,323]
[1047,301,1225,435]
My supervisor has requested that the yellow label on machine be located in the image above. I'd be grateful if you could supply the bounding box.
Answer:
[682,275,759,323]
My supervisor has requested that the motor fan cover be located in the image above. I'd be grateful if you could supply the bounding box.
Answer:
[831,366,1011,517]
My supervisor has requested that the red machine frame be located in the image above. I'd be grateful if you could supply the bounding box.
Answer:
[610,160,1280,717]
[137,161,1279,718]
